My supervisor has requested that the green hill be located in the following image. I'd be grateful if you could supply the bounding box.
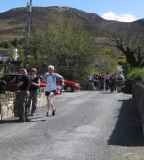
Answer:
[0,6,143,41]
[0,6,144,77]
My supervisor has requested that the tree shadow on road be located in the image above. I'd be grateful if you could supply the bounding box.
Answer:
[108,98,144,146]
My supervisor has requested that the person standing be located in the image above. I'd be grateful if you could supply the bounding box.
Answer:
[15,68,31,122]
[109,74,116,92]
[104,72,110,91]
[44,65,64,116]
[27,68,40,116]
[116,71,125,92]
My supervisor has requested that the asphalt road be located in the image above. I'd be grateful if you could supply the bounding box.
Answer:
[0,91,144,160]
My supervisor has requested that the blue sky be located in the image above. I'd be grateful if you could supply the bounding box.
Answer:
[0,0,143,22]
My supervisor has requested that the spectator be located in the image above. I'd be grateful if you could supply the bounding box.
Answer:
[15,68,31,122]
[104,72,110,91]
[27,68,40,116]
[109,74,116,92]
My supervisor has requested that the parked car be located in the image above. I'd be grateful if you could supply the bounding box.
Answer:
[39,78,80,92]
[39,77,62,95]
[1,73,80,93]
[64,80,80,92]
[0,73,23,92]
[39,78,46,88]
[1,74,45,92]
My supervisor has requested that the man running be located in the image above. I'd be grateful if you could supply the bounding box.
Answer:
[44,65,64,116]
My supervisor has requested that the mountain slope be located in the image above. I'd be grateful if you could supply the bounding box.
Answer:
[0,6,143,41]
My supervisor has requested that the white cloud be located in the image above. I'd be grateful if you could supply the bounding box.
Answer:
[101,11,137,22]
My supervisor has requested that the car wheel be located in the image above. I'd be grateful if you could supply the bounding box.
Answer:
[65,86,73,92]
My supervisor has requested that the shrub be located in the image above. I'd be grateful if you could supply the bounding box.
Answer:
[127,68,144,81]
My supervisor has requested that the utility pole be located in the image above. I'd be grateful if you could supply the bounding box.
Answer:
[24,0,32,67]
[27,0,32,39]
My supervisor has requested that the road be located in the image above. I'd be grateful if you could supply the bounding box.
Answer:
[0,91,144,160]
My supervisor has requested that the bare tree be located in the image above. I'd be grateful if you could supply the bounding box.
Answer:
[109,31,144,67]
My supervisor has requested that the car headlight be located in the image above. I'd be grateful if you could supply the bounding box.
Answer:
[74,83,80,87]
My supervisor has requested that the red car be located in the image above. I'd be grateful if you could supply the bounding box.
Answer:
[40,79,80,92]
[64,80,80,92]
[39,79,46,88]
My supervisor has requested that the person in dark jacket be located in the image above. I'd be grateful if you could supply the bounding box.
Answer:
[27,68,40,116]
[15,68,31,122]
[109,74,116,92]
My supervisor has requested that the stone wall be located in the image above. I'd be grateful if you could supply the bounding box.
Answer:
[0,92,15,120]
[0,91,47,120]
[132,82,144,135]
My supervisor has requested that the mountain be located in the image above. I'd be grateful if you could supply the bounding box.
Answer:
[0,6,144,41]
[134,18,144,26]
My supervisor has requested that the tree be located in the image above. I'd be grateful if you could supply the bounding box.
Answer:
[110,32,144,67]
[29,24,98,80]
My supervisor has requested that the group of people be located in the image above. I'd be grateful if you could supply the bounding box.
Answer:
[88,72,125,92]
[14,65,64,122]
[3,66,125,122]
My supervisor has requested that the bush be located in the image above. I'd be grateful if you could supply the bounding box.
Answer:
[122,68,144,94]
[127,68,144,81]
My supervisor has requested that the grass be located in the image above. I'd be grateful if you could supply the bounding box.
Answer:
[127,68,144,81]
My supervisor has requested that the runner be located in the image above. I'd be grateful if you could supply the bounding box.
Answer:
[44,65,64,116]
